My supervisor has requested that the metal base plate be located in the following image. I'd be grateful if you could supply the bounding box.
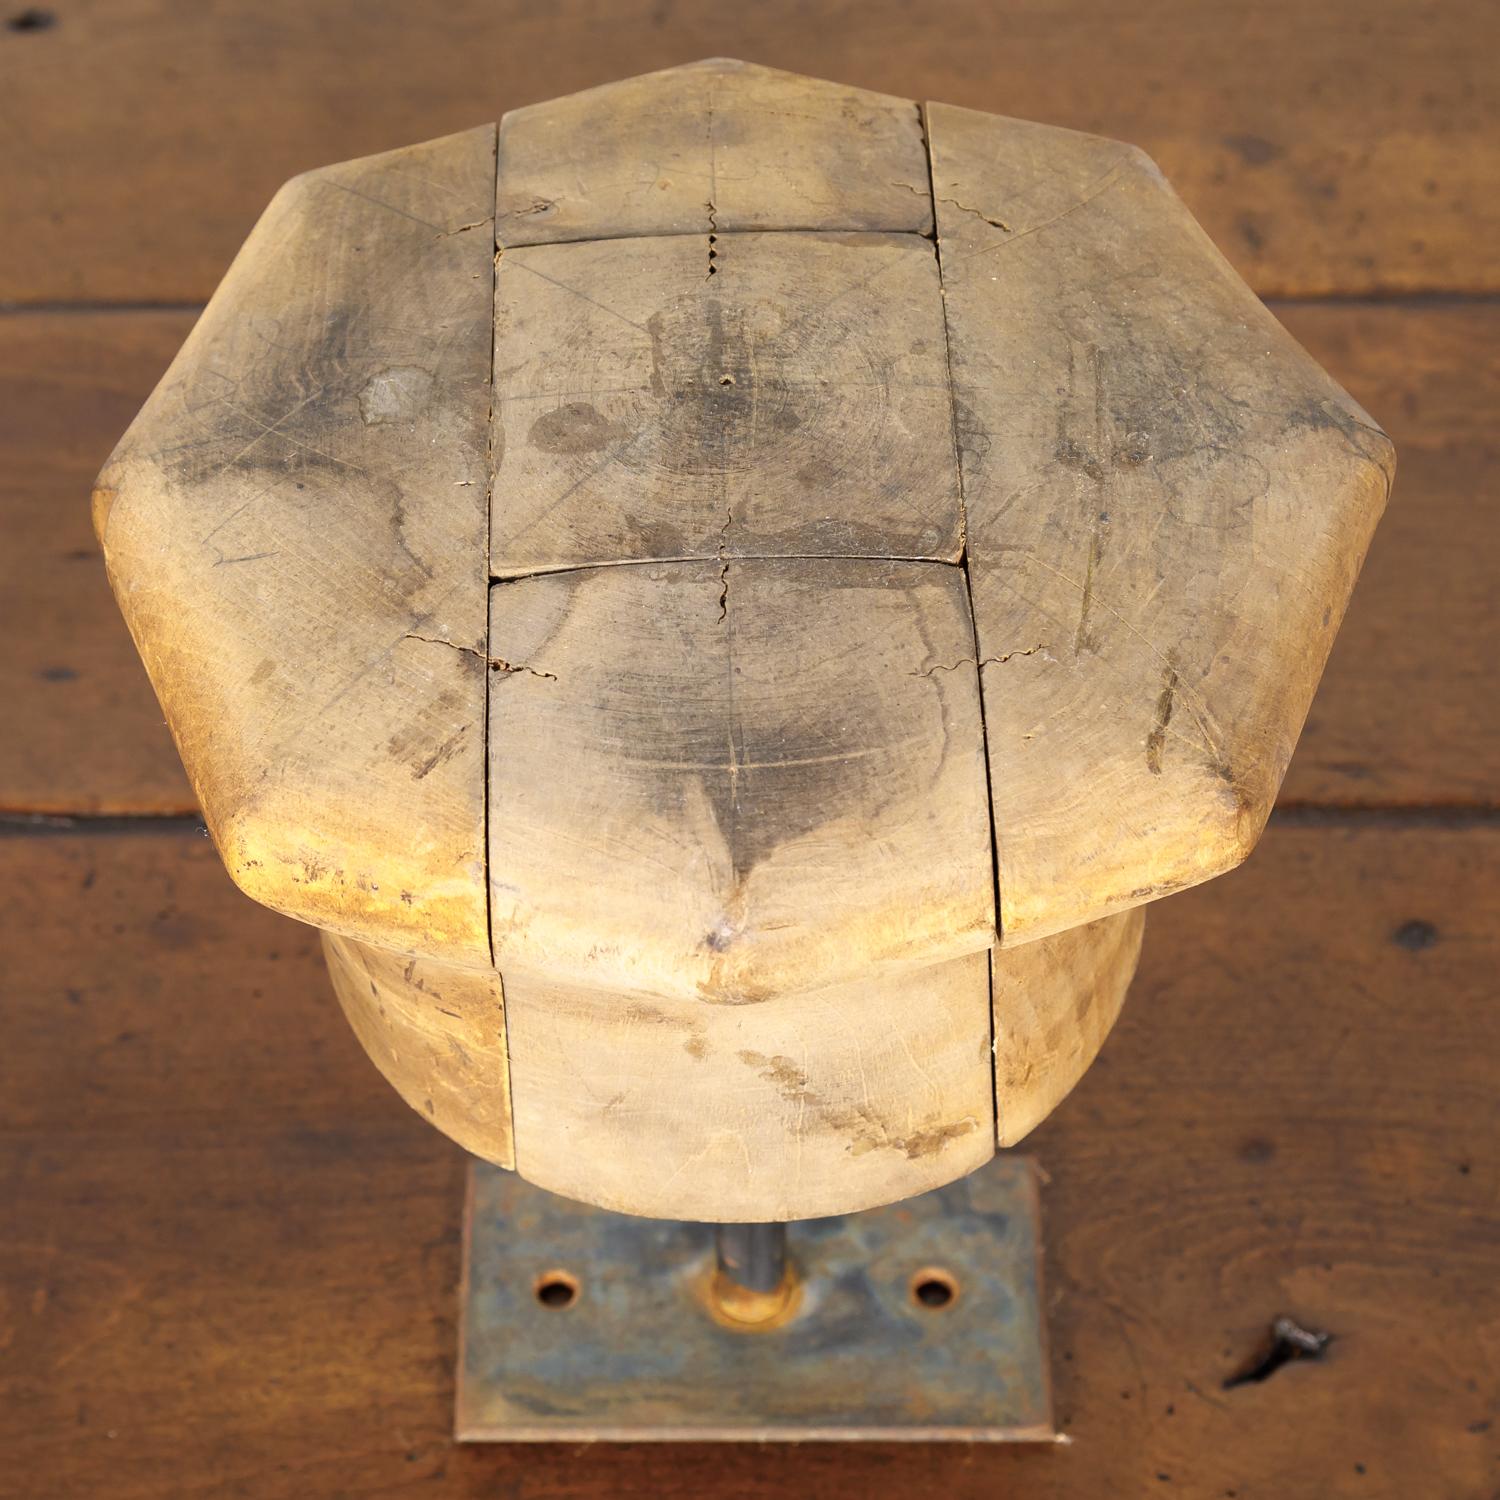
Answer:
[456,1156,1053,1442]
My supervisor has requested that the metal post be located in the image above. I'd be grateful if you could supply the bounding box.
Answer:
[714,1222,787,1295]
[709,1220,794,1326]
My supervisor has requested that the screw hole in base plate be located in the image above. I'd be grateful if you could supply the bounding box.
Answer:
[534,1270,580,1309]
[910,1266,960,1310]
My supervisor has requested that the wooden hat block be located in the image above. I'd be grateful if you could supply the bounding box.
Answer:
[94,60,1392,1439]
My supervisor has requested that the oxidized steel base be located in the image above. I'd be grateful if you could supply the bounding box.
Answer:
[456,1155,1054,1441]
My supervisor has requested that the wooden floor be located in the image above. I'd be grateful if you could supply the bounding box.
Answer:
[1,4,1495,1496]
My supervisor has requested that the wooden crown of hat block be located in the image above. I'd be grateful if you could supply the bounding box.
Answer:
[94,60,1392,1227]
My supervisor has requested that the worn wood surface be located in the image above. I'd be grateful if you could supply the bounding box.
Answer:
[506,951,995,1222]
[992,906,1144,1148]
[1,0,1493,302]
[488,558,993,1001]
[1,822,1494,1496]
[491,231,961,571]
[7,302,1491,820]
[323,933,515,1170]
[929,105,1394,944]
[94,128,497,964]
[496,58,934,244]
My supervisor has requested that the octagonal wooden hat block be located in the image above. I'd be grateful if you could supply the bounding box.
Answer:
[94,60,1391,1223]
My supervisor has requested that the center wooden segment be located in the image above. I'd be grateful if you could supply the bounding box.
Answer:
[486,558,995,1002]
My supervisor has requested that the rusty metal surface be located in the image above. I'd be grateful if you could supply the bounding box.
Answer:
[456,1155,1053,1442]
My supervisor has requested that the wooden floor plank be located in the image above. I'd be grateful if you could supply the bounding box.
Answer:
[0,312,195,814]
[1,821,1493,1497]
[1277,302,1500,806]
[0,0,1493,303]
[3,302,1493,816]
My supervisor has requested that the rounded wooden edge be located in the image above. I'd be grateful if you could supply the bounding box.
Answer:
[992,905,1146,1147]
[321,932,515,1170]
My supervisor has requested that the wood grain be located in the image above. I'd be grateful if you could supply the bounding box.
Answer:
[992,906,1144,1147]
[2,821,1493,1496]
[496,58,932,244]
[1276,301,1500,808]
[323,932,515,1170]
[5,302,1492,818]
[1,0,1492,303]
[93,129,496,964]
[491,231,961,572]
[929,105,1395,944]
[505,952,995,1221]
[487,558,995,1000]
[0,311,196,814]
[503,905,1148,1219]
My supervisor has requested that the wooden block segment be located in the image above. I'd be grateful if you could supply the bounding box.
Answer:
[490,231,961,574]
[323,933,515,1170]
[928,104,1395,945]
[993,906,1144,1146]
[92,127,497,964]
[496,58,932,246]
[504,951,994,1221]
[487,558,996,1001]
